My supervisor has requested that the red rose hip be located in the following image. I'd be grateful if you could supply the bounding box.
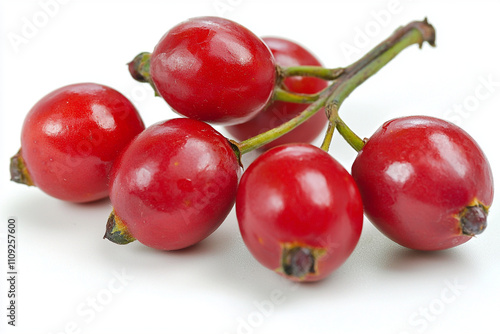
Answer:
[105,118,241,251]
[236,144,363,282]
[149,16,276,125]
[10,83,145,203]
[351,116,494,250]
[225,37,328,149]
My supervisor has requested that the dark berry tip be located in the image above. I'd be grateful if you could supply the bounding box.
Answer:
[128,52,151,83]
[281,246,315,279]
[104,210,136,245]
[227,139,243,168]
[10,148,34,186]
[128,61,147,82]
[460,205,488,236]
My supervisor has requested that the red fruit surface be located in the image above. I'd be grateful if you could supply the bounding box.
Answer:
[225,37,328,149]
[150,16,276,125]
[351,116,494,250]
[109,118,241,250]
[236,144,363,282]
[19,83,145,202]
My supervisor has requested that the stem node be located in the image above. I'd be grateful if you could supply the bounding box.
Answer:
[237,19,435,154]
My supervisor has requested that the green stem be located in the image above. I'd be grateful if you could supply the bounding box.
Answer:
[335,116,365,152]
[325,18,435,109]
[274,88,321,104]
[320,122,335,152]
[281,65,345,80]
[236,19,435,155]
[238,84,336,155]
[321,102,365,152]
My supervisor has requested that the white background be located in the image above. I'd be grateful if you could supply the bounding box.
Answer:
[1,0,499,333]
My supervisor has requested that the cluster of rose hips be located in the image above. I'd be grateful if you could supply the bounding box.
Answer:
[10,17,494,282]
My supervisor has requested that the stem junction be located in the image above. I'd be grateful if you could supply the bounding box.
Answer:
[237,18,436,154]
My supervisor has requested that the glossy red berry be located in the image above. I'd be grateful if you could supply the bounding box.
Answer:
[225,37,328,149]
[105,118,241,251]
[351,116,494,251]
[10,83,145,203]
[150,16,276,125]
[236,144,363,282]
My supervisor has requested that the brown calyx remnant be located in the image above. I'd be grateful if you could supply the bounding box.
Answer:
[104,209,136,245]
[10,148,34,186]
[459,200,489,236]
[278,242,326,280]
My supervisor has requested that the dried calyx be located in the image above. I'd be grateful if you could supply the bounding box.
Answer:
[104,210,136,245]
[280,244,326,280]
[10,149,34,186]
[460,203,488,236]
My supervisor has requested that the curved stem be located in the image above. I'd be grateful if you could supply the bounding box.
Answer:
[335,116,365,152]
[320,122,335,152]
[273,88,321,104]
[325,19,435,109]
[235,19,435,155]
[322,103,364,152]
[238,84,336,155]
[281,65,345,80]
